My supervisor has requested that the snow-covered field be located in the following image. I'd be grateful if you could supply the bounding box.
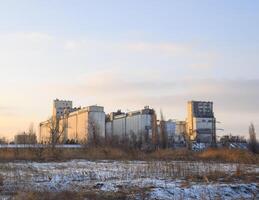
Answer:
[0,160,258,199]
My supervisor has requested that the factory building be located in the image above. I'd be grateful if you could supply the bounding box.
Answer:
[175,121,186,136]
[186,101,216,143]
[164,120,176,143]
[39,99,105,144]
[105,106,157,143]
[158,120,185,146]
[175,121,187,143]
[14,132,37,144]
[52,99,73,118]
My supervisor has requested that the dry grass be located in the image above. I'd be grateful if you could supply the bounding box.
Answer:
[0,147,258,164]
[148,148,195,161]
[12,187,150,200]
[198,148,259,164]
[0,147,133,162]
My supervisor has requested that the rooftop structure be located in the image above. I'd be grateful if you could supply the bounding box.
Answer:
[53,99,73,118]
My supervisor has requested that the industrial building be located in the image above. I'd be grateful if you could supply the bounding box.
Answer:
[175,121,186,136]
[105,106,157,143]
[39,99,217,146]
[52,99,73,118]
[14,132,37,144]
[39,99,105,144]
[186,101,216,143]
[163,120,176,144]
[158,120,185,146]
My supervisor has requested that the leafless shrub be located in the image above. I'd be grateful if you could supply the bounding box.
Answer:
[159,110,168,149]
[89,121,101,147]
[0,174,3,192]
[47,116,67,149]
[248,123,258,154]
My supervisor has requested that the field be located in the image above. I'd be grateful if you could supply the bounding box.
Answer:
[0,148,258,199]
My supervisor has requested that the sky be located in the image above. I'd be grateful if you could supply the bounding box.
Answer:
[0,0,259,140]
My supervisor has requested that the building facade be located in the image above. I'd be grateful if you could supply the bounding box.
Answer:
[105,106,157,143]
[14,132,37,144]
[39,100,105,144]
[175,121,186,136]
[186,101,216,143]
[53,99,73,118]
[164,120,176,143]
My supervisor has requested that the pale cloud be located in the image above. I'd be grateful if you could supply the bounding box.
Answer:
[125,42,191,55]
[62,39,191,54]
[64,40,81,50]
[0,32,54,51]
[0,32,217,82]
[38,70,259,116]
[54,74,258,137]
[0,106,17,116]
[0,32,255,140]
[57,36,217,76]
[13,32,54,43]
[1,67,258,139]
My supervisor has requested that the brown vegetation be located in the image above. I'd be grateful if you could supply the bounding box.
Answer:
[248,123,259,154]
[197,148,259,164]
[0,146,258,164]
[12,187,151,200]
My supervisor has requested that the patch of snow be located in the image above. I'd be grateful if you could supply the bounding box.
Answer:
[0,160,258,199]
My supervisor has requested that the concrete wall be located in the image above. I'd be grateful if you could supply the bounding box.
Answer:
[164,120,176,139]
[106,109,155,141]
[39,105,105,144]
[193,117,215,143]
[39,121,50,143]
[193,118,214,130]
[187,101,215,143]
[175,121,186,135]
[53,99,73,118]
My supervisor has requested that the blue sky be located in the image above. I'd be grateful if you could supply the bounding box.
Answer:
[0,0,258,139]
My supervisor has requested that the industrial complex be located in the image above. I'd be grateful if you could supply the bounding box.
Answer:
[39,99,217,147]
[39,99,105,144]
[186,101,216,144]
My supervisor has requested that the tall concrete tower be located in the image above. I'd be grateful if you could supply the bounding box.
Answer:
[186,101,216,144]
[52,99,73,118]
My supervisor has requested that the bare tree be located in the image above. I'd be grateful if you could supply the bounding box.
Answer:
[160,110,168,149]
[28,123,37,144]
[14,124,37,145]
[28,123,35,135]
[89,120,101,147]
[0,137,7,145]
[47,116,67,149]
[182,130,191,150]
[129,131,137,149]
[249,123,258,153]
[151,111,159,149]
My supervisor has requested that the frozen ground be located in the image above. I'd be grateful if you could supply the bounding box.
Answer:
[0,160,258,199]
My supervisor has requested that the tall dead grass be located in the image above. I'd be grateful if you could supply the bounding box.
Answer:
[0,147,258,164]
[198,148,259,164]
[12,188,149,200]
